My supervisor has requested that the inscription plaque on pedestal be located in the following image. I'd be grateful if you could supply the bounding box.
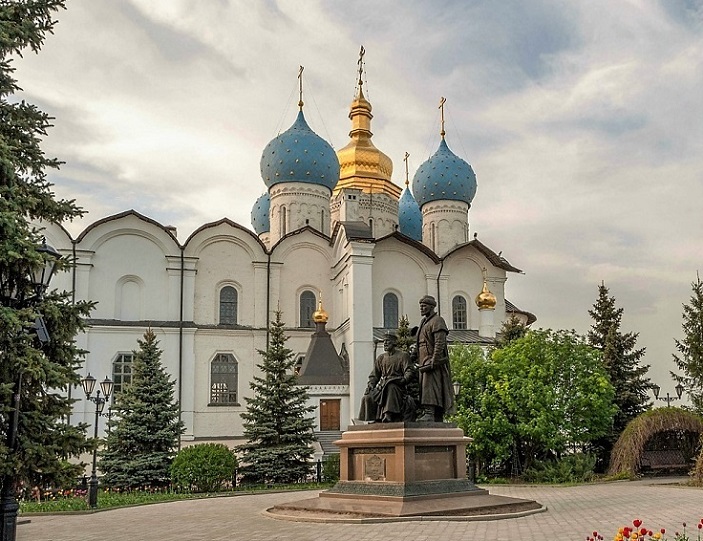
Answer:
[363,455,386,481]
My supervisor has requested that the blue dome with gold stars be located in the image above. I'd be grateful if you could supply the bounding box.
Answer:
[398,184,422,241]
[250,192,270,235]
[411,139,477,208]
[260,111,339,192]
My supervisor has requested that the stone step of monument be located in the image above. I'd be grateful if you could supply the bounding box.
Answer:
[315,430,343,455]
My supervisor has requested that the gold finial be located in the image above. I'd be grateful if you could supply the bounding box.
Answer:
[298,65,304,110]
[404,152,410,186]
[439,96,446,139]
[357,45,365,87]
[313,292,329,323]
[476,268,497,310]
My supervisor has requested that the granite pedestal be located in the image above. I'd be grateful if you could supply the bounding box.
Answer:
[269,423,542,519]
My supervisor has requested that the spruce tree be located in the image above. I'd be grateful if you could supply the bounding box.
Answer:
[236,311,315,484]
[99,329,184,488]
[1,0,94,497]
[588,282,650,469]
[672,274,703,414]
[396,315,413,352]
[495,315,527,349]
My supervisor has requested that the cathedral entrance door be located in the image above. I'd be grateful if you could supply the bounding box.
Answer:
[320,399,340,430]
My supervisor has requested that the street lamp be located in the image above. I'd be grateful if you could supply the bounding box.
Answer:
[1,238,61,541]
[453,381,462,397]
[652,383,685,407]
[80,375,114,508]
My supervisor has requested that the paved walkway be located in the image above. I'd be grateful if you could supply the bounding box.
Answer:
[20,478,701,541]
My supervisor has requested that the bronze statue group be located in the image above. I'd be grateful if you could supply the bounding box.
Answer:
[358,295,455,424]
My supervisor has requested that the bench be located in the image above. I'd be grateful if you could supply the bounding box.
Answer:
[641,449,688,470]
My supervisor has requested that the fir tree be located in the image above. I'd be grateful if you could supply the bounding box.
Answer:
[99,329,184,488]
[495,315,527,349]
[1,0,94,496]
[396,315,420,411]
[236,311,315,484]
[588,282,650,469]
[672,274,703,414]
[396,315,413,352]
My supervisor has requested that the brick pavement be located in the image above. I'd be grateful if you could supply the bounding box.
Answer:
[20,477,701,541]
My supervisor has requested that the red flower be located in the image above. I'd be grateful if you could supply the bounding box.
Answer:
[660,530,666,535]
[634,520,643,528]
[593,532,598,537]
[697,524,702,530]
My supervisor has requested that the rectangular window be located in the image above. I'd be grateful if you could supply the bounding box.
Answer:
[112,353,134,398]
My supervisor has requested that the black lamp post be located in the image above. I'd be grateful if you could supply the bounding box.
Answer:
[1,238,61,541]
[80,374,113,508]
[652,383,685,407]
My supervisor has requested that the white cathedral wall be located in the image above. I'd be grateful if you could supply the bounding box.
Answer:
[272,234,334,328]
[371,239,434,326]
[441,251,508,328]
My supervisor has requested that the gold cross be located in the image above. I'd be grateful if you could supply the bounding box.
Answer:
[404,152,410,186]
[357,45,365,85]
[439,96,446,138]
[298,65,304,109]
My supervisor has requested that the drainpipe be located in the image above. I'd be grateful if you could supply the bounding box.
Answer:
[177,246,184,451]
[266,251,271,347]
[436,259,444,315]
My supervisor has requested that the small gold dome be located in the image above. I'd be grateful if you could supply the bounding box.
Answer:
[313,297,328,323]
[475,279,497,310]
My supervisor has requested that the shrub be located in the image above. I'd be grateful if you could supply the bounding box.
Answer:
[523,453,596,484]
[322,454,340,482]
[171,443,238,492]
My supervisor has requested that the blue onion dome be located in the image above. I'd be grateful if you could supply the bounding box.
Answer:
[411,139,477,209]
[260,110,340,192]
[251,192,270,235]
[398,182,422,241]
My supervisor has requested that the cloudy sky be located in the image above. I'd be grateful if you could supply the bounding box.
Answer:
[13,0,703,395]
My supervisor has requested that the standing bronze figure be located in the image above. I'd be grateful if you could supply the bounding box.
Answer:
[414,295,454,422]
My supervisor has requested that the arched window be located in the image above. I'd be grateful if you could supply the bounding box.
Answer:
[210,353,238,405]
[112,353,134,399]
[281,207,287,236]
[219,286,238,325]
[452,295,467,330]
[300,290,316,328]
[383,292,399,329]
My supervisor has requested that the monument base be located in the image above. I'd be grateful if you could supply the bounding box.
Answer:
[268,423,543,521]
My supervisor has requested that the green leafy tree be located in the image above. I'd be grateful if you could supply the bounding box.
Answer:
[672,274,703,414]
[236,311,315,484]
[99,329,184,488]
[1,0,94,495]
[451,331,616,475]
[588,282,650,469]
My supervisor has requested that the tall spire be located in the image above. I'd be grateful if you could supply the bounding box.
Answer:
[334,46,399,199]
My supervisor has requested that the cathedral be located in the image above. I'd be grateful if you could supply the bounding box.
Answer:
[43,57,534,450]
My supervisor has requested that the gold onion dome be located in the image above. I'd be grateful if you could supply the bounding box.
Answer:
[475,279,497,310]
[334,83,400,199]
[313,298,329,323]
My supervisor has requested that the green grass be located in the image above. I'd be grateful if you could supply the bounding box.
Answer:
[20,482,334,514]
